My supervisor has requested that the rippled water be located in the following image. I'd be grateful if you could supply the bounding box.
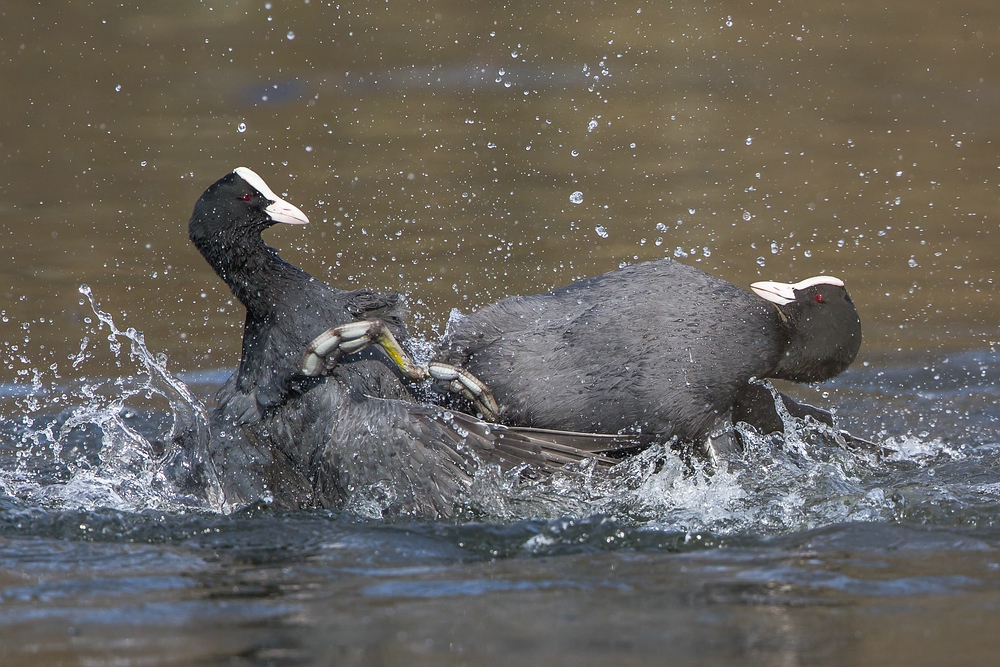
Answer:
[3,0,1000,664]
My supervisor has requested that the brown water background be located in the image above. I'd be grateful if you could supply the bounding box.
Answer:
[2,0,997,381]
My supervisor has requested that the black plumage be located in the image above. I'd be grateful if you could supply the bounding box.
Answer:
[436,258,862,451]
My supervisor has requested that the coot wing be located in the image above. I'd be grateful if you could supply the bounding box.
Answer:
[208,373,652,517]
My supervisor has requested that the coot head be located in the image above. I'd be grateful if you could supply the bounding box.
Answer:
[751,275,862,383]
[188,167,308,260]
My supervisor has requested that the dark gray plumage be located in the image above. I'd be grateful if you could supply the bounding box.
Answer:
[187,168,648,517]
[436,258,862,450]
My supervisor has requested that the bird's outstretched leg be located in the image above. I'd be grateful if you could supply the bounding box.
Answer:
[301,320,500,420]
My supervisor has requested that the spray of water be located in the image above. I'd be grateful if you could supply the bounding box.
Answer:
[2,286,223,512]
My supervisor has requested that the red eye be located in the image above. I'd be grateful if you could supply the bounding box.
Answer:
[814,292,825,303]
[242,193,253,201]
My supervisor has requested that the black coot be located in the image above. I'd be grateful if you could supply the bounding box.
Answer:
[434,258,862,454]
[187,168,649,516]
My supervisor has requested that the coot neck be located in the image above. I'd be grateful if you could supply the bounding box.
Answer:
[197,231,310,319]
[764,303,799,376]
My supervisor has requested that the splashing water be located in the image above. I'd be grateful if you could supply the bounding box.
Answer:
[0,286,222,512]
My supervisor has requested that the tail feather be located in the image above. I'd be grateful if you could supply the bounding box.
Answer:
[450,412,656,472]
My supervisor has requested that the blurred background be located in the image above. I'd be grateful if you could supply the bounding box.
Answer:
[1,0,997,380]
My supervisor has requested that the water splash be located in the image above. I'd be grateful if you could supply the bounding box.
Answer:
[453,378,908,535]
[2,286,222,512]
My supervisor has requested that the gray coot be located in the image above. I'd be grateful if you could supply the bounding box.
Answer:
[427,259,862,455]
[187,168,650,516]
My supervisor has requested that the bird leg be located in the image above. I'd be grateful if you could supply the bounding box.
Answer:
[301,320,500,420]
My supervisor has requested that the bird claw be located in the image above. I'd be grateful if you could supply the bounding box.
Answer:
[427,362,501,421]
[302,320,500,420]
[301,320,378,376]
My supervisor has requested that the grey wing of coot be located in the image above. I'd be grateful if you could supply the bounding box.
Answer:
[206,375,655,518]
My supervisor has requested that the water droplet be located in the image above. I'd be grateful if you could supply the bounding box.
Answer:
[569,191,584,204]
[237,122,247,133]
[756,257,766,267]
[908,257,918,268]
[742,211,752,221]
[115,84,121,92]
[511,50,518,58]
[688,208,696,215]
[498,68,505,76]
[655,222,668,232]
[140,160,147,167]
[770,241,779,254]
[286,30,296,40]
[837,239,846,248]
[654,237,663,246]
[745,136,753,146]
[587,119,599,132]
[673,247,688,258]
[595,225,608,238]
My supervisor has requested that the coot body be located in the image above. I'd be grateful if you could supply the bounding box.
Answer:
[436,258,862,449]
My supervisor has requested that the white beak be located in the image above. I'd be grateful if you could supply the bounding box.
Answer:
[233,166,309,225]
[750,280,797,305]
[264,198,310,226]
